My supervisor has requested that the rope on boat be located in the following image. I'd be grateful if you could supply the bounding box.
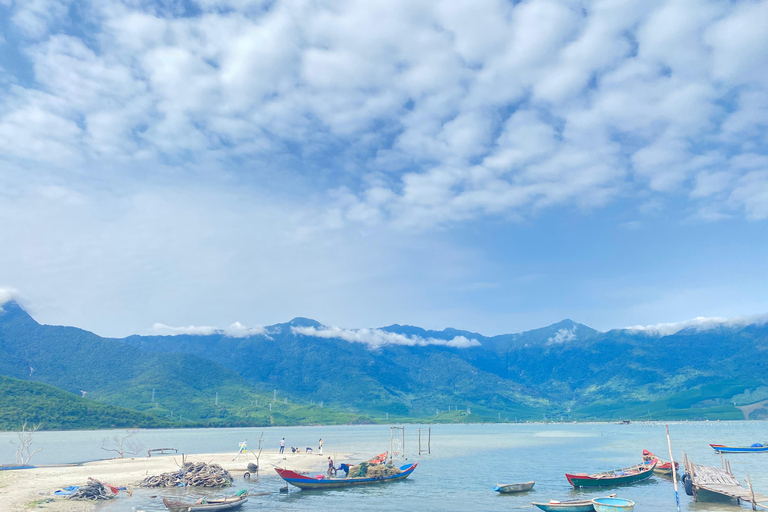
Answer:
[138,462,234,488]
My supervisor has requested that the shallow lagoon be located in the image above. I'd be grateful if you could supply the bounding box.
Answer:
[2,421,766,511]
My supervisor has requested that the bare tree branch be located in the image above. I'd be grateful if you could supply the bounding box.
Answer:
[101,428,141,458]
[12,420,42,465]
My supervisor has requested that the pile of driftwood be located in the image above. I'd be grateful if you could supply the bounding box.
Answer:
[68,479,117,501]
[139,461,233,488]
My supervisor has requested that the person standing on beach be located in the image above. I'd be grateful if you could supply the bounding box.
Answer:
[318,438,323,455]
[279,438,285,454]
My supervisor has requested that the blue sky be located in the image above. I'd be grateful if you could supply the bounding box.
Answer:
[1,0,767,337]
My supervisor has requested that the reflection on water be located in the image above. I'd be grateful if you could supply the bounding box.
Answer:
[2,422,766,511]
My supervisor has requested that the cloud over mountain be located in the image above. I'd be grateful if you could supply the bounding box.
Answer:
[292,325,480,349]
[626,313,768,336]
[152,321,266,337]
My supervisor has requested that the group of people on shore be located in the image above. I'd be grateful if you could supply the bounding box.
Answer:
[279,437,324,455]
[279,437,337,476]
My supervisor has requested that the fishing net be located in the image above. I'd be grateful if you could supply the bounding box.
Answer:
[345,462,401,478]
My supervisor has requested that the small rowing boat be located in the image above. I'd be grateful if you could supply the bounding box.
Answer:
[532,494,616,512]
[162,494,247,512]
[710,443,768,453]
[566,460,656,487]
[494,480,535,493]
[592,497,635,512]
[642,449,678,476]
[532,498,595,512]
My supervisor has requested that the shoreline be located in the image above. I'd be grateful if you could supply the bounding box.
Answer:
[0,450,348,512]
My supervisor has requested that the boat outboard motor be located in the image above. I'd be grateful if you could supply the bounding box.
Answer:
[681,473,693,496]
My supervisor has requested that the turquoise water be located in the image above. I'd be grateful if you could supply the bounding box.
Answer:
[2,422,767,511]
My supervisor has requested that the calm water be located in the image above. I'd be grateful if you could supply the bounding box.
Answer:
[2,422,767,511]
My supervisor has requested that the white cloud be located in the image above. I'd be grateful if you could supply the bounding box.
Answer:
[626,313,768,337]
[152,321,265,337]
[292,325,480,349]
[730,171,768,220]
[0,0,764,231]
[547,326,577,345]
[152,323,218,336]
[0,287,18,310]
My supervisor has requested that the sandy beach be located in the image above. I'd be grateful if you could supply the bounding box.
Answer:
[0,450,347,512]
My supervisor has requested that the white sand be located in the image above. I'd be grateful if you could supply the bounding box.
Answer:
[0,450,346,512]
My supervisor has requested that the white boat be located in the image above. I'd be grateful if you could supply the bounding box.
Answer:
[494,480,535,493]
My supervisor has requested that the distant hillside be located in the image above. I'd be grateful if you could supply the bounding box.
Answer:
[3,299,768,424]
[123,314,768,421]
[0,302,369,428]
[0,375,176,431]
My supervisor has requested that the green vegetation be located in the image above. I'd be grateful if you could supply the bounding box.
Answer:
[0,302,369,429]
[0,375,176,430]
[3,300,768,426]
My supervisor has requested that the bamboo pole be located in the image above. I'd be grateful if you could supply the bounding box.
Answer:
[666,425,681,512]
[748,474,757,511]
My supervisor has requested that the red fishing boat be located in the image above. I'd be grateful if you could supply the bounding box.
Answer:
[642,450,678,476]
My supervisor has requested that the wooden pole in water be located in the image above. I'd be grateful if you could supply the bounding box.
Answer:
[748,474,757,511]
[666,425,681,512]
[428,428,431,454]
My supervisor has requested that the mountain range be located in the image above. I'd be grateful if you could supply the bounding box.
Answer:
[2,299,768,430]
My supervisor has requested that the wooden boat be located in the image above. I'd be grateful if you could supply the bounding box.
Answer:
[162,495,247,512]
[592,497,635,512]
[532,494,616,512]
[275,462,417,490]
[642,449,679,475]
[494,480,535,493]
[566,460,656,487]
[710,443,768,453]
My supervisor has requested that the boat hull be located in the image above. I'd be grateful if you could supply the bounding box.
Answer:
[275,463,417,490]
[162,496,247,512]
[495,481,535,493]
[710,444,768,453]
[592,498,635,512]
[566,461,655,487]
[532,500,595,512]
[641,450,678,475]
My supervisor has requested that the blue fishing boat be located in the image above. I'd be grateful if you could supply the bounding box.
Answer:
[275,463,417,489]
[710,443,768,453]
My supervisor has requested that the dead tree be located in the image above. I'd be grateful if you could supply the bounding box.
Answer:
[246,432,264,478]
[101,428,141,458]
[12,421,42,465]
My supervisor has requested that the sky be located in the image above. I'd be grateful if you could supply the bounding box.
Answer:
[1,0,767,338]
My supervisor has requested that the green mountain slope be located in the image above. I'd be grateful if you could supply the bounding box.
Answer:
[0,302,369,428]
[4,299,768,424]
[0,375,177,431]
[123,313,768,421]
